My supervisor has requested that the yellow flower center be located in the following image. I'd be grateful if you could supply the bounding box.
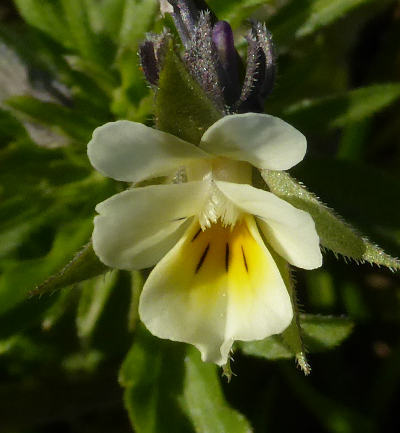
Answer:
[172,216,272,308]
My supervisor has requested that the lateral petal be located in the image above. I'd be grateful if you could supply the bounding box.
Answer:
[139,216,293,366]
[200,113,306,170]
[88,120,210,182]
[93,182,208,270]
[216,181,322,270]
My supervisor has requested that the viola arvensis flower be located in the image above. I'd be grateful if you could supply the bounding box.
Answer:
[88,113,322,365]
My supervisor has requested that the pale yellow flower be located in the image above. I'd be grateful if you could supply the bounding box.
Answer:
[88,113,322,365]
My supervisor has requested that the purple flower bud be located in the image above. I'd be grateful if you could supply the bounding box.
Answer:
[212,21,235,67]
[212,21,240,105]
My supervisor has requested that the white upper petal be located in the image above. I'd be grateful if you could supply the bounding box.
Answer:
[200,113,307,170]
[139,216,293,366]
[216,181,322,270]
[88,120,210,182]
[93,182,208,270]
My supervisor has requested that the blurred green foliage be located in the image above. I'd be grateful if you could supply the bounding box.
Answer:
[0,0,400,432]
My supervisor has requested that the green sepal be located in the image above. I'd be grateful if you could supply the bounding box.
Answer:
[155,41,223,144]
[262,170,400,270]
[31,241,109,296]
[240,314,353,361]
[270,251,310,375]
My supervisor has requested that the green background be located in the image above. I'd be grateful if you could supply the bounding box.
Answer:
[0,0,400,432]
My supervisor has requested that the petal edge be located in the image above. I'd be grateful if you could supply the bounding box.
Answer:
[200,113,307,170]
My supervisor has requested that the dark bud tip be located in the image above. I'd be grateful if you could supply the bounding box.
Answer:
[139,32,170,86]
[139,40,159,86]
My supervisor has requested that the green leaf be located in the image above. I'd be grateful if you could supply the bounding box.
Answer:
[76,271,117,341]
[6,95,99,142]
[65,55,118,96]
[112,0,159,117]
[209,0,268,28]
[0,146,96,263]
[84,0,126,40]
[13,0,72,47]
[118,0,159,48]
[32,242,109,296]
[0,219,93,316]
[60,0,103,64]
[120,328,252,433]
[301,315,354,351]
[181,347,253,433]
[0,140,88,199]
[0,108,26,143]
[41,287,77,330]
[119,326,194,433]
[240,314,353,360]
[128,271,144,332]
[262,169,400,270]
[156,42,223,144]
[283,84,400,133]
[0,293,59,339]
[77,270,132,354]
[270,0,377,46]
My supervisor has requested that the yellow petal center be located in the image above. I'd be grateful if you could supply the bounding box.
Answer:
[178,215,272,306]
